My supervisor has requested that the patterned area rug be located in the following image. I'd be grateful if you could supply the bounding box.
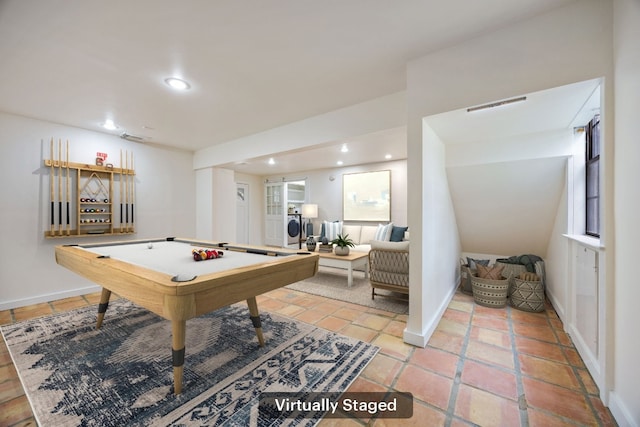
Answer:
[1,300,378,426]
[287,268,409,314]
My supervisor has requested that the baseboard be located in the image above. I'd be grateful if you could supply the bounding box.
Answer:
[403,327,429,347]
[545,288,567,327]
[0,285,101,311]
[403,283,457,347]
[608,391,637,427]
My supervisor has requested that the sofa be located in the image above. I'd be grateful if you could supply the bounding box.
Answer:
[316,221,410,300]
[318,221,409,253]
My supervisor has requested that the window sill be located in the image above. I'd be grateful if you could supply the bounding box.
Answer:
[562,234,605,251]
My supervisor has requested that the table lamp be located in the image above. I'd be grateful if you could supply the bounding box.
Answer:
[301,203,318,237]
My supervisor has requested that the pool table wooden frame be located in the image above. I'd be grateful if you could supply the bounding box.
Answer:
[54,237,319,394]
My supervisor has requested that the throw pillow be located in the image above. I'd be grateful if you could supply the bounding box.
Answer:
[476,264,505,280]
[374,223,393,241]
[390,226,408,242]
[466,257,490,269]
[324,220,343,241]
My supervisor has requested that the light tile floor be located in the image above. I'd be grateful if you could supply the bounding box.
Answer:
[0,288,617,426]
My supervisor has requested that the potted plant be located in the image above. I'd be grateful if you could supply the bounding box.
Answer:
[331,234,355,256]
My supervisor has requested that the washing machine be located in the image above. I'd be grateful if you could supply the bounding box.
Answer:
[286,214,301,246]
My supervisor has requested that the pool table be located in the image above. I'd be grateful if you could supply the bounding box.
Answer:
[54,237,319,394]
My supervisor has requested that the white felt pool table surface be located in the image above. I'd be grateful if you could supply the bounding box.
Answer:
[78,239,286,281]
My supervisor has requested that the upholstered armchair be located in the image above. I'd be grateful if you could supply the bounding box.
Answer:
[368,241,410,301]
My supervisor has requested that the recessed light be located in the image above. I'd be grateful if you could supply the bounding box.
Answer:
[102,119,118,130]
[337,160,344,166]
[268,158,275,165]
[164,77,191,90]
[341,144,349,153]
[385,154,392,159]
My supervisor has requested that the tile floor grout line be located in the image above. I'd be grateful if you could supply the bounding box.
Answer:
[571,364,608,427]
[507,304,529,426]
[2,289,618,426]
[547,311,607,427]
[443,298,475,427]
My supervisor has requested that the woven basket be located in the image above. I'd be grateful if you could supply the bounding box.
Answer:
[511,278,545,312]
[459,263,475,295]
[471,275,509,308]
[495,262,527,295]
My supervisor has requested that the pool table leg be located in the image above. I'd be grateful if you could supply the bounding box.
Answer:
[96,288,112,329]
[172,319,186,395]
[246,297,265,347]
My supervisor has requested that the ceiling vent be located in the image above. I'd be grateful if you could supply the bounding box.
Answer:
[120,132,146,143]
[467,96,527,113]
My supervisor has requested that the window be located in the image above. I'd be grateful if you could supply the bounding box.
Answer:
[585,114,600,237]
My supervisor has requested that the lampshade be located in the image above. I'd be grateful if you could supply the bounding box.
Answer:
[301,204,318,218]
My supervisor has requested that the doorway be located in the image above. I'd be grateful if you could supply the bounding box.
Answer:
[236,182,249,244]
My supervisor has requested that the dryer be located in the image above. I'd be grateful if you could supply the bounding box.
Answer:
[286,214,301,246]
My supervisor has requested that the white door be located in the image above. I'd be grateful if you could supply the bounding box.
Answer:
[236,183,249,244]
[264,183,284,246]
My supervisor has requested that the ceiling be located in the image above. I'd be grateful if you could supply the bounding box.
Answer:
[425,79,601,146]
[221,126,408,176]
[0,0,580,173]
[227,78,600,175]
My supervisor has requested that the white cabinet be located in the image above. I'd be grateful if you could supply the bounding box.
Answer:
[575,246,598,357]
[264,181,306,247]
[287,182,305,213]
[264,183,284,246]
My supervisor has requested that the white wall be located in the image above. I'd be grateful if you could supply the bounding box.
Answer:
[0,112,196,309]
[405,123,461,347]
[447,156,566,256]
[545,175,569,320]
[406,0,614,366]
[195,167,237,242]
[612,0,640,424]
[263,159,408,234]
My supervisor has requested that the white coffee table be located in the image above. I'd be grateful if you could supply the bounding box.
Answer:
[316,249,369,287]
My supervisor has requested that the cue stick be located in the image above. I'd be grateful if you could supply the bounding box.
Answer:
[224,246,280,256]
[49,138,54,236]
[189,242,280,256]
[58,139,62,235]
[120,149,123,233]
[130,152,134,229]
[66,140,70,235]
[125,150,129,231]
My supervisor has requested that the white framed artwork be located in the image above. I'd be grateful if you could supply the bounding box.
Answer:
[342,170,391,222]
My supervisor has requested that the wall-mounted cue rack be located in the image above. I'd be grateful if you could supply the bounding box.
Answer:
[44,139,136,238]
